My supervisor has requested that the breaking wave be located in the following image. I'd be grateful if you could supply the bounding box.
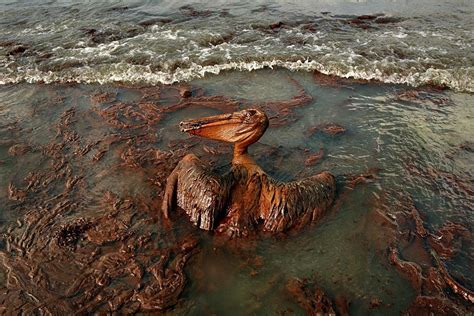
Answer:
[0,59,472,92]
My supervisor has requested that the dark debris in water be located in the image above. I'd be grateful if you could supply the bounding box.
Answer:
[80,26,147,46]
[55,218,94,250]
[0,84,206,313]
[7,143,32,156]
[286,276,349,316]
[7,45,29,56]
[395,89,454,107]
[259,76,313,127]
[0,40,17,47]
[405,160,474,212]
[306,122,347,137]
[304,149,325,167]
[365,192,474,314]
[179,5,213,18]
[137,17,173,28]
[333,13,404,29]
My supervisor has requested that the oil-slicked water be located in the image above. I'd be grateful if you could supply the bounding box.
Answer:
[0,69,472,314]
[0,0,473,91]
[1,0,473,314]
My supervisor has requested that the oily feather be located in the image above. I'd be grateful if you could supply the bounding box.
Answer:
[173,155,232,230]
[259,171,336,232]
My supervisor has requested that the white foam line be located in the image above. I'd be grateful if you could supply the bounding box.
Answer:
[0,59,472,92]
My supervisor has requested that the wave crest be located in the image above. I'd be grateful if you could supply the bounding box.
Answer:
[1,59,472,92]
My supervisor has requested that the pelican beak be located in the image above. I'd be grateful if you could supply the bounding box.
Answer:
[179,109,268,144]
[179,113,239,133]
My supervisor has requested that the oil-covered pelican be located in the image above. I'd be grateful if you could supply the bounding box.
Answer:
[162,109,336,237]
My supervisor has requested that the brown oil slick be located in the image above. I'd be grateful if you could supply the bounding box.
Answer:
[0,84,204,313]
[0,71,472,314]
[365,192,474,315]
[286,277,337,315]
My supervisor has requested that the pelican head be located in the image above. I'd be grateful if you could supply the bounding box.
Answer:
[179,108,269,149]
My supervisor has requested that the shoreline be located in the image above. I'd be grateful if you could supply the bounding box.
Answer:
[1,67,472,93]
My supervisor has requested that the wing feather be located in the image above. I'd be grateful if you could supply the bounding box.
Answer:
[174,155,231,230]
[260,171,336,232]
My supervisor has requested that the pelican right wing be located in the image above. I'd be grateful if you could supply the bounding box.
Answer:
[162,154,232,230]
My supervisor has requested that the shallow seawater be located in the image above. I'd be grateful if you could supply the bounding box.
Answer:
[0,69,472,314]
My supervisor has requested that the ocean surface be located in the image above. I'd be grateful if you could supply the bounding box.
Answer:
[0,0,473,91]
[0,1,473,315]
